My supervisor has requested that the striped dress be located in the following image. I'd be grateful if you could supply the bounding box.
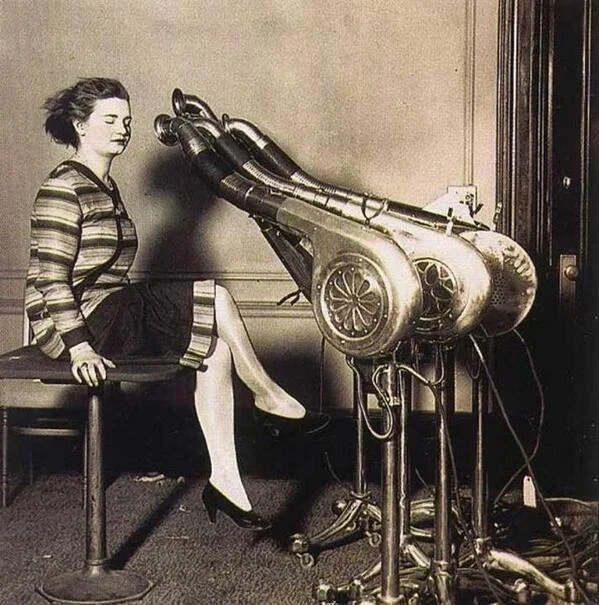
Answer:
[25,161,216,368]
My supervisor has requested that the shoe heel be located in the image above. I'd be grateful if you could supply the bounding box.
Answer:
[202,491,217,524]
[206,505,217,524]
[201,482,271,531]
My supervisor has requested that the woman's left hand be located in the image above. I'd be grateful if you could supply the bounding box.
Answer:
[69,341,116,387]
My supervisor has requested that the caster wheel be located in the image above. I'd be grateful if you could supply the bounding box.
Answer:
[289,533,309,555]
[313,580,335,603]
[332,498,348,515]
[367,532,381,547]
[299,552,315,569]
[347,579,365,601]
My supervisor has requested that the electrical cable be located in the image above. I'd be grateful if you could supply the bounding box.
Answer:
[395,346,506,603]
[492,328,546,506]
[429,346,507,604]
[305,329,596,602]
[490,495,598,593]
[318,336,353,490]
[469,334,592,604]
[414,467,434,497]
[347,357,395,441]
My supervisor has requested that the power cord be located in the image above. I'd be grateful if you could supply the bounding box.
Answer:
[318,336,353,490]
[492,329,546,507]
[423,346,506,604]
[469,334,592,604]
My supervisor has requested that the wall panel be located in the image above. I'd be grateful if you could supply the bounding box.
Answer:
[0,1,498,411]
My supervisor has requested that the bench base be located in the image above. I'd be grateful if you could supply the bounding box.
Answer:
[38,567,153,604]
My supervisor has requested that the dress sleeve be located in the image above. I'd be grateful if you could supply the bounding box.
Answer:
[32,178,92,349]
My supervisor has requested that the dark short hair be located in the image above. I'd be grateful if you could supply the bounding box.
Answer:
[43,78,130,147]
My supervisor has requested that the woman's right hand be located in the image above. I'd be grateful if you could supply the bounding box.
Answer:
[69,341,116,387]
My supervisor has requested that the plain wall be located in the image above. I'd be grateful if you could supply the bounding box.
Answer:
[0,0,498,412]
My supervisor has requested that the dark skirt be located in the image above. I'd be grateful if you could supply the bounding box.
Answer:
[86,280,216,369]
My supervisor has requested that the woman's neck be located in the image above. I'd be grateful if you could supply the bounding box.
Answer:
[70,151,113,186]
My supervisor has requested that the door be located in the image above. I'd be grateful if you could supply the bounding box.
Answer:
[497,0,596,497]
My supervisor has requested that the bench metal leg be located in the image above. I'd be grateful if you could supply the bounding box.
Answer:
[82,421,88,511]
[38,385,153,604]
[1,408,8,508]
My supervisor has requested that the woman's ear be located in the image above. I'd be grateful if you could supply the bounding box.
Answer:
[73,120,86,137]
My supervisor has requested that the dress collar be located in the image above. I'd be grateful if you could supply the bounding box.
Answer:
[63,160,116,196]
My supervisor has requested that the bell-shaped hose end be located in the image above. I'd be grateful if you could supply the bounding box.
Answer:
[170,89,219,121]
[154,114,178,146]
[221,113,233,133]
[171,88,186,116]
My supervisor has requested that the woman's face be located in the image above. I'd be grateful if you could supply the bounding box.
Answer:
[75,97,131,157]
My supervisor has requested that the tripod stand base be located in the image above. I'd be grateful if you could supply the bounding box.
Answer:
[291,493,381,567]
[38,567,153,604]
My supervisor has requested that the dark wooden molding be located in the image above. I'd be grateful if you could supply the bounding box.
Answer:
[497,0,592,270]
[496,0,553,261]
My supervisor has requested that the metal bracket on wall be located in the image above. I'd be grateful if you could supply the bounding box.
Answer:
[424,185,480,226]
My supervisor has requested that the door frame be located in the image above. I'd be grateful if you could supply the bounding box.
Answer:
[496,0,596,493]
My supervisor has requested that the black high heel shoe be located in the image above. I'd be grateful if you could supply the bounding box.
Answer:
[202,482,271,531]
[254,408,331,438]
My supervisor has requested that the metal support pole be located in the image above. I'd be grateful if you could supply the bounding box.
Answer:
[398,371,411,547]
[38,384,153,604]
[316,353,430,604]
[472,363,487,539]
[431,346,455,605]
[467,341,581,602]
[1,407,8,508]
[379,364,401,605]
[354,371,367,496]
[85,388,107,573]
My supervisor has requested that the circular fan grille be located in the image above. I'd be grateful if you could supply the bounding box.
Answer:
[321,257,386,341]
[413,258,458,335]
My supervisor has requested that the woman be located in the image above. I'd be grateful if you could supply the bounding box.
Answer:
[25,77,329,531]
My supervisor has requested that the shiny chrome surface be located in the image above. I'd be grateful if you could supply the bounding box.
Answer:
[278,199,423,358]
[171,88,219,121]
[174,107,494,343]
[460,230,537,335]
[154,114,423,358]
[223,114,538,341]
[157,92,539,345]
